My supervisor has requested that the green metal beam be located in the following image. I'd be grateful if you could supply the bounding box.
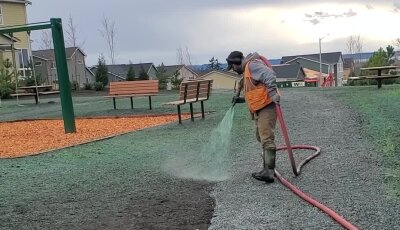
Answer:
[0,21,51,34]
[51,18,76,133]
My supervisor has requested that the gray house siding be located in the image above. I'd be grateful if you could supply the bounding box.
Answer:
[147,66,157,80]
[67,50,87,87]
[32,47,93,89]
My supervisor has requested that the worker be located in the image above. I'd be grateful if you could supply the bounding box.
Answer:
[226,51,280,183]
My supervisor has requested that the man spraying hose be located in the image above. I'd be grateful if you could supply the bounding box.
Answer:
[226,51,280,183]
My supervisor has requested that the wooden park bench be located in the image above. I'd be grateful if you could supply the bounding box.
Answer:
[10,85,59,104]
[164,79,213,124]
[104,80,159,109]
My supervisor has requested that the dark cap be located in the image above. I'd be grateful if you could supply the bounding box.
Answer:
[226,51,243,71]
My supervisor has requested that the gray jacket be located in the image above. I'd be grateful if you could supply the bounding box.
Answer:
[242,52,277,97]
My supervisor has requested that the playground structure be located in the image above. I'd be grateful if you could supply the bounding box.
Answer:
[0,18,76,133]
[321,72,335,87]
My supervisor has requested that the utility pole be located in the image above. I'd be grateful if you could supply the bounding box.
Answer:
[319,34,329,78]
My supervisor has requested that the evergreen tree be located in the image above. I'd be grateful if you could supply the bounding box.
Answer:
[207,56,222,70]
[95,54,109,87]
[170,70,182,89]
[156,63,168,89]
[138,65,149,80]
[126,65,136,81]
[207,56,216,70]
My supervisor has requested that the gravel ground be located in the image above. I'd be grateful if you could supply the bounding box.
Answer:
[209,88,400,230]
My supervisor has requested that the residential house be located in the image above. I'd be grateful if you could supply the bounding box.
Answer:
[0,0,31,75]
[32,47,94,88]
[343,57,355,82]
[272,63,305,82]
[281,52,344,86]
[197,70,240,90]
[162,65,198,81]
[90,63,158,85]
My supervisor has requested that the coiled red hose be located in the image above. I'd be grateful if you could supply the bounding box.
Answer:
[275,104,359,230]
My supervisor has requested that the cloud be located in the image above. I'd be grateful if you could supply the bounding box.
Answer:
[394,3,400,13]
[306,18,321,25]
[304,8,357,25]
[365,4,374,10]
[343,9,357,17]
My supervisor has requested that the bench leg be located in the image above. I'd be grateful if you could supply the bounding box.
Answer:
[130,97,133,109]
[177,105,182,124]
[377,79,382,89]
[190,103,194,122]
[149,96,152,110]
[113,98,116,109]
[201,101,205,119]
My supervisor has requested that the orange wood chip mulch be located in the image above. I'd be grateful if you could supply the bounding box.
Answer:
[0,115,189,159]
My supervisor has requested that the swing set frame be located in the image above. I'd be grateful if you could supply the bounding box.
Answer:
[0,18,76,133]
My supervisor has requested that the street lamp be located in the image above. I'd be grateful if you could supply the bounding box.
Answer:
[319,34,329,78]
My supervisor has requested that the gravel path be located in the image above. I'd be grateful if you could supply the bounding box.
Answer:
[209,88,400,230]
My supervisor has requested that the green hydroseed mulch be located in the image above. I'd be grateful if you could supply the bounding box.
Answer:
[1,86,399,229]
[320,85,400,198]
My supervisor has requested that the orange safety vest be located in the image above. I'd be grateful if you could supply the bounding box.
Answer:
[243,59,273,113]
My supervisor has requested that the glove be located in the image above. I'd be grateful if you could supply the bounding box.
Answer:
[232,96,245,104]
[271,94,280,105]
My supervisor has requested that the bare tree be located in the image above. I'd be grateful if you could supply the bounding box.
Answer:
[176,46,184,65]
[394,38,400,50]
[354,35,363,63]
[99,16,117,64]
[346,35,355,56]
[65,14,86,89]
[65,14,85,48]
[176,45,192,65]
[184,46,192,65]
[39,30,53,50]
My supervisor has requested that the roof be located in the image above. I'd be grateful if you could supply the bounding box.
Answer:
[281,52,342,64]
[198,70,241,80]
[89,66,125,80]
[0,0,32,4]
[101,63,156,78]
[272,63,305,80]
[0,34,20,45]
[342,52,373,60]
[162,65,184,76]
[32,47,86,60]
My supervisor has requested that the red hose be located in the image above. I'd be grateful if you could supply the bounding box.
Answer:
[275,104,359,230]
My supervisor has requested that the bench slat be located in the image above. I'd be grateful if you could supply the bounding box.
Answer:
[105,94,157,98]
[38,91,60,95]
[10,93,36,97]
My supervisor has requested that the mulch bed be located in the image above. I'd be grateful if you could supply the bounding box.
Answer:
[0,114,190,158]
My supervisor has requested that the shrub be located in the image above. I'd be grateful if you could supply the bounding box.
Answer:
[0,82,14,99]
[83,83,93,90]
[70,80,80,90]
[94,82,104,91]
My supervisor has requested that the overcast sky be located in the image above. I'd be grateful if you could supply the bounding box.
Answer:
[27,0,400,66]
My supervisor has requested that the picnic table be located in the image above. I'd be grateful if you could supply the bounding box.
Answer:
[14,85,59,104]
[358,66,400,89]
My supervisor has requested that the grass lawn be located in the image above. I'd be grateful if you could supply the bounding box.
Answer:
[323,84,400,197]
[0,86,399,229]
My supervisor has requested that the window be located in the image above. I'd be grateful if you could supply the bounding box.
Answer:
[0,5,3,25]
[51,61,56,69]
[18,49,29,69]
[34,61,42,67]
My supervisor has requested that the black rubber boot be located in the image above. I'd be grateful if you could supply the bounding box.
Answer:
[252,149,276,183]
